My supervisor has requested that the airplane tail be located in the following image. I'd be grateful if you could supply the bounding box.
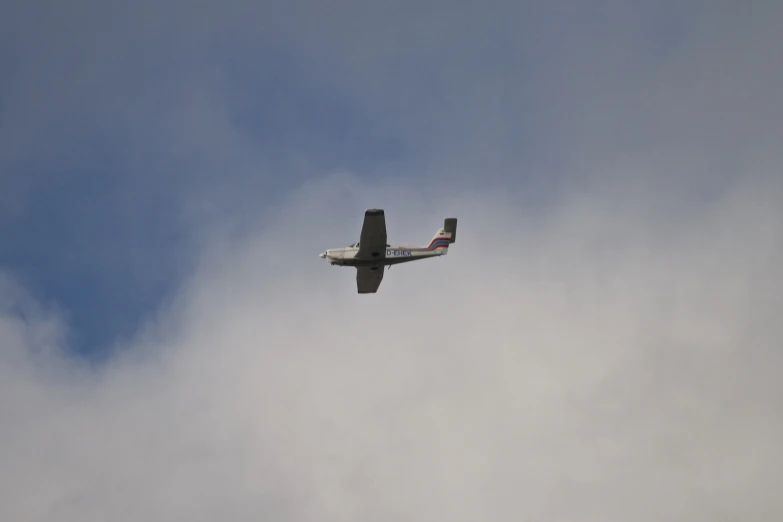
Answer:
[427,218,457,253]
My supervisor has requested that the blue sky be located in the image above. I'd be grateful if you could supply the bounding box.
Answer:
[2,1,668,355]
[2,0,547,356]
[1,2,427,356]
[2,1,783,520]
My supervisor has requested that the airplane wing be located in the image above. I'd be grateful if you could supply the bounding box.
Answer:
[356,266,384,294]
[357,209,387,259]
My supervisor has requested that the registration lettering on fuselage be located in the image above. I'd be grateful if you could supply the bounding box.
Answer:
[387,249,412,256]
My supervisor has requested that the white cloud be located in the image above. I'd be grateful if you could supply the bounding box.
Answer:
[2,170,782,521]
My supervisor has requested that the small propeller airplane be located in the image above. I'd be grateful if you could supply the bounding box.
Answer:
[319,209,458,293]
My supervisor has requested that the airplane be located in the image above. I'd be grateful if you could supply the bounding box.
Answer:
[319,209,458,293]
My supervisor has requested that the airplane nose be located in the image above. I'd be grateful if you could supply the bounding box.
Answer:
[319,252,326,258]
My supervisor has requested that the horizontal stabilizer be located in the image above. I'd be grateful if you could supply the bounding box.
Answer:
[444,218,457,243]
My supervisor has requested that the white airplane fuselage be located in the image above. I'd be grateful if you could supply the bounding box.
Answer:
[319,244,445,267]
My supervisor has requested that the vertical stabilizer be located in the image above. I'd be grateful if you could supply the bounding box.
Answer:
[427,218,457,253]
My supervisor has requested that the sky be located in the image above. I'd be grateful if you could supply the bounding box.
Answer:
[1,0,783,520]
